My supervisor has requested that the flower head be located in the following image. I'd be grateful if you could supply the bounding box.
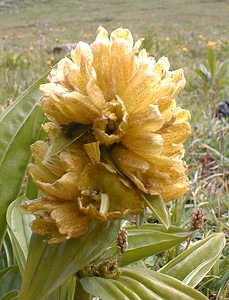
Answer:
[23,26,191,242]
[207,40,217,49]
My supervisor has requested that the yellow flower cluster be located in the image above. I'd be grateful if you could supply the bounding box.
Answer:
[22,27,191,243]
[207,40,217,49]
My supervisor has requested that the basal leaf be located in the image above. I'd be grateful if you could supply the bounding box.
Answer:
[18,220,120,300]
[46,277,76,300]
[0,72,48,246]
[121,224,191,266]
[0,290,19,300]
[0,266,21,297]
[6,196,34,274]
[142,194,170,228]
[81,268,208,300]
[160,233,226,287]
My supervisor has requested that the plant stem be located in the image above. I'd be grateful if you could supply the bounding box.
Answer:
[74,277,91,300]
[185,233,194,251]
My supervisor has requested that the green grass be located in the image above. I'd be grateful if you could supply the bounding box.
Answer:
[0,1,228,298]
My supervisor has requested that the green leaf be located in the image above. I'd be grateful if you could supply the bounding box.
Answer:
[219,78,229,86]
[18,220,120,300]
[121,224,192,266]
[99,246,121,261]
[0,290,18,300]
[216,58,229,80]
[195,68,209,81]
[81,268,208,300]
[199,64,211,80]
[142,194,170,228]
[207,47,216,77]
[44,124,90,159]
[160,233,226,287]
[2,232,15,267]
[0,72,48,246]
[46,277,76,300]
[6,196,34,274]
[0,266,21,297]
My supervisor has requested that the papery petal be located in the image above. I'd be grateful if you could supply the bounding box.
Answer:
[22,197,90,242]
[110,28,136,95]
[91,27,112,100]
[77,163,144,220]
[28,141,89,200]
[39,91,101,125]
[112,145,189,201]
[120,63,161,113]
[121,130,163,160]
[93,96,128,145]
[112,145,158,195]
[127,104,164,132]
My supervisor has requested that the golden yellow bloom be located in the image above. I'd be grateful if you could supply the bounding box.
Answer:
[27,140,89,200]
[39,26,190,201]
[181,47,188,52]
[23,26,191,242]
[207,40,217,49]
[24,135,144,242]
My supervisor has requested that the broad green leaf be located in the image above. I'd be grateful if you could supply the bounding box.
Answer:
[0,266,21,297]
[2,232,14,267]
[207,47,216,77]
[0,72,48,246]
[44,124,90,159]
[121,224,191,266]
[126,223,188,234]
[160,233,226,287]
[99,246,121,261]
[142,194,170,228]
[19,220,120,300]
[46,277,76,300]
[6,196,34,274]
[0,290,18,300]
[81,268,208,300]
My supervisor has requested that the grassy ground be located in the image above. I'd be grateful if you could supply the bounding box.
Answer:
[0,0,228,298]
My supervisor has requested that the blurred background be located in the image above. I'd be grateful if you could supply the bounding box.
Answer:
[0,0,229,47]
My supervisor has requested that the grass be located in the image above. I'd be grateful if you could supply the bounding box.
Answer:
[0,1,228,298]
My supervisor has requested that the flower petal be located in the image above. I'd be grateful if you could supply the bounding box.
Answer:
[39,90,101,125]
[28,141,89,200]
[22,197,90,242]
[77,163,144,220]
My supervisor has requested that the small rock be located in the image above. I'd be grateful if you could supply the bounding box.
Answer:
[52,43,77,54]
[215,97,229,119]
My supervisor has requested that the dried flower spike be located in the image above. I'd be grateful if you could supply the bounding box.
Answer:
[190,208,204,231]
[117,228,128,253]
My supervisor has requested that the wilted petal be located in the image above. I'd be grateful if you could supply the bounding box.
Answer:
[120,63,161,113]
[112,145,158,195]
[28,141,89,200]
[22,196,90,242]
[121,130,163,160]
[77,163,144,220]
[91,27,112,100]
[93,96,128,145]
[39,91,101,125]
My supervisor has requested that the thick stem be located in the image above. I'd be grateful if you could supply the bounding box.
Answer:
[74,277,91,300]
